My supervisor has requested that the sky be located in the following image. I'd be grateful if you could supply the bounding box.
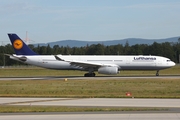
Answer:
[1,0,180,44]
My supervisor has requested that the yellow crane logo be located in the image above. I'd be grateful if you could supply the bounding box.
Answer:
[13,39,23,50]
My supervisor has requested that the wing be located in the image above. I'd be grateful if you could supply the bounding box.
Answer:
[54,55,118,70]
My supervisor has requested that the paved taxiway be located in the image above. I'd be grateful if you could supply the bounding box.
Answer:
[0,76,180,119]
[1,98,180,108]
[0,75,180,81]
[0,98,180,120]
[1,113,180,120]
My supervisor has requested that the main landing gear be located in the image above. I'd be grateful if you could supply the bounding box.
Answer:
[156,70,159,76]
[84,72,96,77]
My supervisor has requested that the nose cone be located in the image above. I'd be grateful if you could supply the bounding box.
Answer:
[171,61,176,66]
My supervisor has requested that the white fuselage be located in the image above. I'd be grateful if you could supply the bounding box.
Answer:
[11,55,175,71]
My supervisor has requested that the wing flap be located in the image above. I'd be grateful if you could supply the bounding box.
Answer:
[69,60,102,68]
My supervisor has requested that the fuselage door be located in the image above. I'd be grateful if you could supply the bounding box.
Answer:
[156,58,162,66]
[126,57,130,65]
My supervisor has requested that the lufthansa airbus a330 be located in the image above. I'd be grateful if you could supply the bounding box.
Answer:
[6,34,175,77]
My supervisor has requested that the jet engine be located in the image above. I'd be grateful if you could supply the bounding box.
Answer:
[98,66,119,75]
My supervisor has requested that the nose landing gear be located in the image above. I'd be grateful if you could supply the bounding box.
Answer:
[156,70,159,76]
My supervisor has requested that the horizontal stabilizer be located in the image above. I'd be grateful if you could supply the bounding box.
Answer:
[5,54,27,61]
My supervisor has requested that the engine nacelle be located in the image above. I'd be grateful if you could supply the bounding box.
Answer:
[98,66,119,75]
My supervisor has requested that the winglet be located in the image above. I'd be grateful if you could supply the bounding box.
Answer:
[8,33,38,55]
[54,55,65,61]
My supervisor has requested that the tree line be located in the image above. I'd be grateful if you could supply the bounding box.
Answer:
[0,41,180,66]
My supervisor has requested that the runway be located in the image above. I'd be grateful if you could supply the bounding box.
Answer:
[1,98,180,108]
[0,98,180,120]
[0,75,180,81]
[1,113,180,120]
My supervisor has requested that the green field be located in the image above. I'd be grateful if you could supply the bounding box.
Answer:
[0,79,180,98]
[0,106,167,113]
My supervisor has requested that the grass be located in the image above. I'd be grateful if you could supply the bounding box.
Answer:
[0,79,180,98]
[0,105,167,113]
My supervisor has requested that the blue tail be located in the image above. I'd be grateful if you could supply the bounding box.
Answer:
[8,34,38,55]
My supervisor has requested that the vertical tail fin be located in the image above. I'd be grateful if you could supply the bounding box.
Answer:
[8,33,38,55]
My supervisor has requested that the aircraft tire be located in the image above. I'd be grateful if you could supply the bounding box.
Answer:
[84,73,96,77]
[156,70,159,76]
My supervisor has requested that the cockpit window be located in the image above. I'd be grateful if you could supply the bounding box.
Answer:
[167,60,171,62]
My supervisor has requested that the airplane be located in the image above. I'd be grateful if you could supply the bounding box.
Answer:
[6,33,175,77]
